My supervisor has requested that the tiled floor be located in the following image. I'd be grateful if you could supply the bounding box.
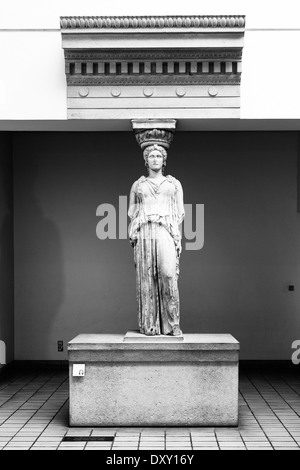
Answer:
[0,366,299,450]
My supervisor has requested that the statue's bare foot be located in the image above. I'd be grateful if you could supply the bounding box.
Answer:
[169,326,182,336]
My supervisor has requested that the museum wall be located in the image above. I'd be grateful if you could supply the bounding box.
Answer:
[13,130,300,360]
[0,133,14,365]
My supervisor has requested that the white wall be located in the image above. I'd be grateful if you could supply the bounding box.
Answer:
[0,0,300,121]
[0,32,66,120]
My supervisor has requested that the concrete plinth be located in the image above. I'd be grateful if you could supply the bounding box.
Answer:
[68,333,239,427]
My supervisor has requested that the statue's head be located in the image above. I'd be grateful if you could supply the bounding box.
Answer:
[143,144,167,170]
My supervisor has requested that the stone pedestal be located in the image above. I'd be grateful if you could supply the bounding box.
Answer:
[68,333,239,427]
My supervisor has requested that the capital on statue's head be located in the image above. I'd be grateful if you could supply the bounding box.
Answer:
[131,119,177,152]
[135,128,174,150]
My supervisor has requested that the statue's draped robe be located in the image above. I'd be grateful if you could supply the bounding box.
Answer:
[128,175,183,335]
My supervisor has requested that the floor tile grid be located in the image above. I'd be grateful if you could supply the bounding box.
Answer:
[112,430,140,451]
[2,380,64,450]
[1,368,300,451]
[166,430,191,451]
[86,428,117,450]
[0,370,55,431]
[137,429,164,450]
[214,421,247,450]
[137,430,143,450]
[277,372,300,443]
[0,370,57,403]
[282,372,300,403]
[0,371,42,410]
[1,371,68,450]
[244,371,300,449]
[249,370,300,442]
[264,373,300,440]
[35,381,69,450]
[223,400,246,450]
[29,400,69,449]
[268,370,300,418]
[144,433,166,450]
[0,372,48,449]
[264,373,300,421]
[189,431,195,450]
[212,430,221,450]
[239,375,276,450]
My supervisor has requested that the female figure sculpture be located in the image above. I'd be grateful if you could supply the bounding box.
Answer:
[128,143,185,336]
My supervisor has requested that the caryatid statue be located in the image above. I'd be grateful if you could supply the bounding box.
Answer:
[128,127,185,336]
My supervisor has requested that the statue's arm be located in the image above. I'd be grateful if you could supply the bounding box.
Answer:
[128,181,138,220]
[175,180,185,225]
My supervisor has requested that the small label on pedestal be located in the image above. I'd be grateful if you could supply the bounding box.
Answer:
[73,364,85,377]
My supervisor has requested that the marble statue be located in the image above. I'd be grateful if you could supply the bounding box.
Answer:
[128,142,185,336]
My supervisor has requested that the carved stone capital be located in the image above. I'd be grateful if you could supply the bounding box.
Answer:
[132,119,176,150]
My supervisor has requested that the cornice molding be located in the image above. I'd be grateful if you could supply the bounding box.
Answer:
[60,14,245,120]
[60,15,245,30]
